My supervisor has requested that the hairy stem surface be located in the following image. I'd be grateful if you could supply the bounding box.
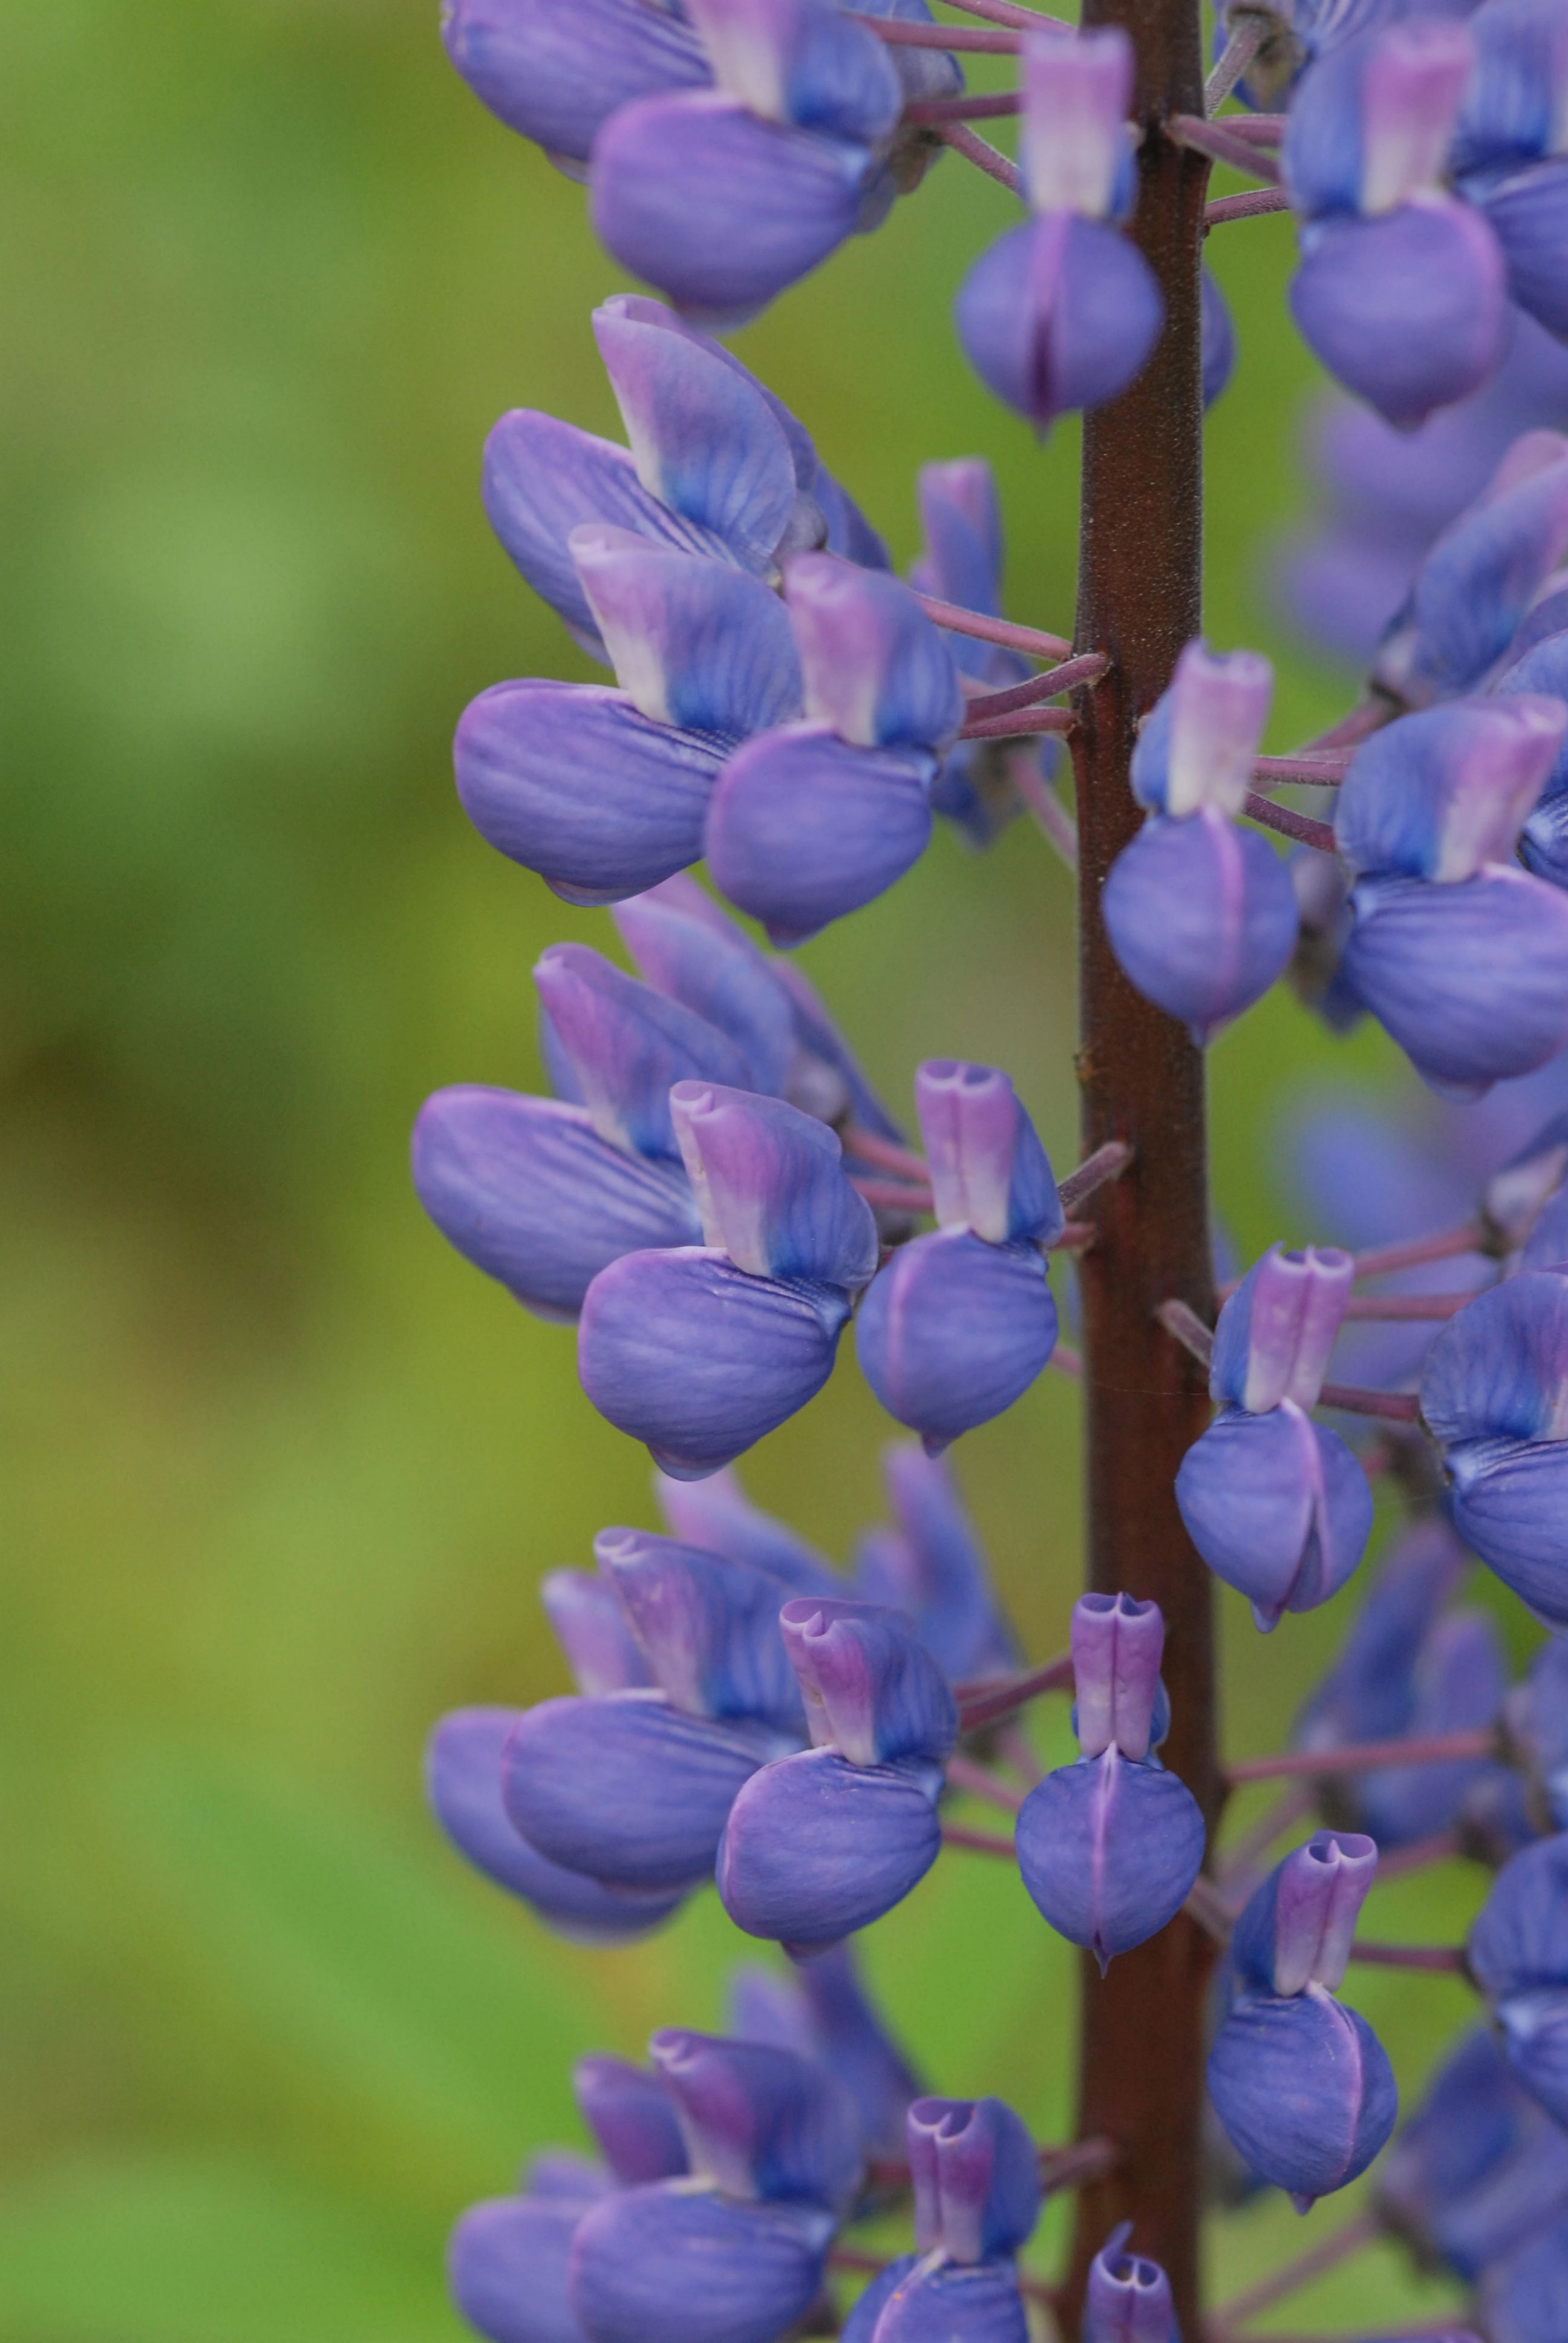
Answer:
[1065,0,1216,2321]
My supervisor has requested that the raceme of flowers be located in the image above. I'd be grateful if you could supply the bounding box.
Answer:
[421,1,1568,2338]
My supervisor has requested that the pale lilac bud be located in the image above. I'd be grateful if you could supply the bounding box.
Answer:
[1070,1592,1165,1763]
[670,1082,878,1288]
[1083,2223,1177,2343]
[1209,1242,1354,1414]
[907,2096,1040,2264]
[785,555,964,753]
[541,1568,654,1696]
[1131,641,1274,819]
[1020,28,1134,220]
[913,1060,1063,1247]
[1232,1830,1380,1997]
[779,1597,957,1767]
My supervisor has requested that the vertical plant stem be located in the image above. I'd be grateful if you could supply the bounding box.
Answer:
[1063,0,1216,2325]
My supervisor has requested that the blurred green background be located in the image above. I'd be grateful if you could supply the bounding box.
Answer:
[0,2,1512,2333]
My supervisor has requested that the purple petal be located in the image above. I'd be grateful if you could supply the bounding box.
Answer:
[867,1443,1019,1682]
[1470,159,1568,343]
[592,297,801,571]
[1293,1514,1466,1752]
[913,1060,1062,1246]
[574,2055,689,2186]
[907,2096,1040,2263]
[1070,1591,1165,1763]
[1448,1437,1568,1628]
[1083,2224,1176,2343]
[483,413,731,654]
[1015,1749,1206,1968]
[655,1464,839,1595]
[707,723,934,944]
[1101,810,1299,1044]
[1020,26,1134,218]
[955,214,1164,431]
[442,0,709,163]
[1495,1989,1568,2129]
[570,527,802,735]
[411,1087,702,1321]
[613,876,798,1095]
[578,1246,851,1476]
[1209,1242,1354,1413]
[1129,640,1274,819]
[1207,1990,1398,2205]
[1375,427,1568,706]
[670,1082,879,1286]
[1360,1610,1509,1847]
[501,1693,768,1888]
[1497,628,1568,804]
[683,0,902,140]
[590,93,874,323]
[913,459,1004,625]
[1453,0,1568,175]
[1203,267,1236,409]
[1334,696,1568,882]
[859,2258,1030,2343]
[449,2194,588,2343]
[593,1525,806,1731]
[1175,1404,1374,1630]
[425,1708,685,1941]
[778,1596,957,1763]
[648,2028,863,2209]
[1480,2218,1568,2343]
[1342,867,1568,1094]
[535,944,752,1160]
[785,555,964,752]
[454,681,722,905]
[790,1945,924,2163]
[855,1230,1059,1451]
[1230,1830,1379,1997]
[1470,1835,1568,2000]
[1377,2024,1568,2280]
[1290,200,1508,432]
[541,1569,655,1695]
[568,2186,832,2343]
[716,1743,944,1946]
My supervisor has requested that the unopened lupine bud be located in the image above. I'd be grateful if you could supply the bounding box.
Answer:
[908,2096,1040,2263]
[541,1569,655,1696]
[537,946,753,1161]
[572,528,803,735]
[412,1087,704,1322]
[1083,2223,1177,2343]
[1131,641,1274,820]
[595,1530,806,1732]
[1207,1977,1398,2208]
[671,1082,879,1288]
[956,30,1162,431]
[613,877,796,1095]
[1454,0,1568,176]
[440,0,710,170]
[1016,1595,1204,1969]
[569,2186,837,2343]
[1210,1242,1353,1414]
[575,2056,690,2187]
[1421,1270,1568,1625]
[717,1599,954,1947]
[449,2187,599,2343]
[650,2029,864,2209]
[1070,1592,1166,1764]
[425,1708,686,1941]
[1376,429,1568,706]
[789,557,966,753]
[1284,21,1474,219]
[1469,1833,1568,2127]
[1177,1383,1373,1632]
[1231,1831,1379,1998]
[1103,808,1298,1044]
[1335,697,1568,883]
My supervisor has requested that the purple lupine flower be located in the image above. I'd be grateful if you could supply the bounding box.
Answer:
[1334,696,1567,884]
[441,0,710,174]
[1481,2221,1568,2343]
[1421,1269,1568,1626]
[728,1941,925,2161]
[1212,0,1409,111]
[1454,2,1568,341]
[483,296,886,661]
[1376,2025,1568,2282]
[1208,1833,1398,2207]
[852,1441,1020,1682]
[716,1596,956,1947]
[596,1527,809,1732]
[1015,1595,1206,1968]
[1284,21,1509,427]
[1176,1244,1374,1630]
[841,2094,1042,2342]
[1506,1636,1568,1830]
[568,2031,858,2343]
[706,557,964,942]
[1082,2223,1177,2343]
[541,1568,656,1696]
[579,1085,878,1475]
[910,457,1053,847]
[1374,427,1568,704]
[1497,628,1568,888]
[955,29,1164,431]
[1468,1832,1568,2127]
[589,0,956,321]
[1102,642,1298,1043]
[856,1061,1061,1451]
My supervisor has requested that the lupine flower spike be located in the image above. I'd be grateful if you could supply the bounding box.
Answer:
[857,1060,1062,1450]
[1176,1242,1373,1628]
[1015,1593,1205,1970]
[1102,641,1297,1043]
[1208,1831,1398,2208]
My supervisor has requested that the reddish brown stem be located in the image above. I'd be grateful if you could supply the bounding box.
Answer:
[1253,751,1350,784]
[905,91,1022,123]
[854,14,1023,46]
[912,593,1073,659]
[960,704,1076,740]
[1204,186,1290,226]
[1243,790,1337,852]
[1168,111,1282,180]
[936,122,1024,192]
[1353,1223,1485,1279]
[964,653,1110,723]
[1057,1138,1134,1211]
[1315,1381,1421,1422]
[1224,1726,1498,1788]
[1065,0,1217,2316]
[1348,1941,1469,1973]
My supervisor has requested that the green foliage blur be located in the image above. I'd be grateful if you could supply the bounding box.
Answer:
[0,1,1500,2332]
